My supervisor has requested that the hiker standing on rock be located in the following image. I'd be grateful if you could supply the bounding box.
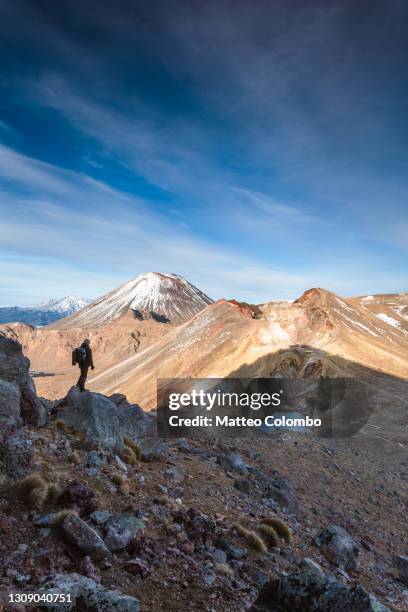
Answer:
[72,338,95,392]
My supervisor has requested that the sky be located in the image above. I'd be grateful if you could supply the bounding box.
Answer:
[0,0,407,306]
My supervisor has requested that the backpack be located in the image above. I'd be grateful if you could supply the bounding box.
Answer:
[72,346,87,366]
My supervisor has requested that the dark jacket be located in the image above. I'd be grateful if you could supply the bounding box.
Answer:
[81,344,94,368]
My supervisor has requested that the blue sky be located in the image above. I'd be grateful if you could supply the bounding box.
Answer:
[0,0,407,306]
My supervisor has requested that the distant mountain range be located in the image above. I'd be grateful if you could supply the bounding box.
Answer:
[1,272,407,410]
[0,295,91,326]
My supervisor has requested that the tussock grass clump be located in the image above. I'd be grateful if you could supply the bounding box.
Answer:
[261,517,291,543]
[19,474,48,509]
[112,473,125,486]
[246,530,268,554]
[68,451,81,464]
[231,522,249,537]
[215,563,234,577]
[53,509,78,526]
[231,522,267,554]
[259,524,279,547]
[46,484,62,504]
[55,419,71,433]
[122,447,138,466]
[123,437,141,461]
[112,472,129,495]
[158,494,179,511]
[119,482,130,496]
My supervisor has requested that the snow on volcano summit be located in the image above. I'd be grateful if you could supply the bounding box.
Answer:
[51,272,213,329]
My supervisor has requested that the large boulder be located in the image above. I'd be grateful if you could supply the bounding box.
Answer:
[56,387,155,454]
[0,334,46,427]
[38,573,139,611]
[314,525,360,571]
[57,387,124,452]
[250,558,389,611]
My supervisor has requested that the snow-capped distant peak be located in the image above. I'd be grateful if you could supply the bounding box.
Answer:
[0,295,91,326]
[36,295,91,314]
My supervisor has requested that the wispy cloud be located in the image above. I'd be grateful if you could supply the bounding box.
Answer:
[0,1,407,304]
[1,142,405,306]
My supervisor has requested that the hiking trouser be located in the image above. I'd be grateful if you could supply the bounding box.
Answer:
[76,365,89,391]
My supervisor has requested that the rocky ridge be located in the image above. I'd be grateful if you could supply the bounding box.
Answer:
[0,336,407,610]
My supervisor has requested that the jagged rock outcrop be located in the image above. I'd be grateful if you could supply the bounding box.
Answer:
[38,573,140,611]
[250,558,389,611]
[0,334,46,429]
[109,392,153,440]
[56,387,125,452]
[55,387,154,453]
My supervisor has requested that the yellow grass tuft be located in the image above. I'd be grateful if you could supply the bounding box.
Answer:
[215,563,234,577]
[68,451,81,464]
[119,483,130,496]
[46,484,62,504]
[19,474,48,509]
[231,522,249,537]
[261,517,291,543]
[259,524,279,547]
[122,447,138,466]
[53,509,78,525]
[245,530,268,554]
[158,494,179,511]
[123,437,141,461]
[55,420,71,433]
[112,472,126,486]
[231,522,268,554]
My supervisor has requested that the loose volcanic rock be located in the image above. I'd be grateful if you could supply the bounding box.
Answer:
[58,481,95,507]
[56,387,124,452]
[104,514,145,552]
[38,573,140,611]
[250,558,389,611]
[61,513,110,559]
[395,555,408,586]
[314,525,360,571]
